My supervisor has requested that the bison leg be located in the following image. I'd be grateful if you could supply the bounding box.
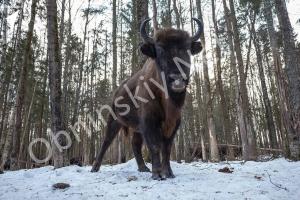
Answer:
[162,139,175,178]
[91,115,121,172]
[162,120,180,178]
[132,132,150,172]
[142,118,164,180]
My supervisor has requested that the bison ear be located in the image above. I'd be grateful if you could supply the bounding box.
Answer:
[140,43,156,58]
[191,41,202,55]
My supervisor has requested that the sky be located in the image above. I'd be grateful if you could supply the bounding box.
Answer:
[286,0,300,39]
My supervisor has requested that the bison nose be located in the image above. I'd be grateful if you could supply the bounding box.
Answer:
[168,74,186,93]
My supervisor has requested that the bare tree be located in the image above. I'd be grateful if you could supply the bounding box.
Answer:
[211,0,234,159]
[46,0,68,168]
[72,0,91,126]
[112,0,118,89]
[62,0,72,130]
[136,0,149,67]
[0,0,25,159]
[263,0,290,153]
[227,0,257,160]
[253,29,277,149]
[196,0,219,162]
[275,0,300,160]
[152,0,159,31]
[172,0,181,29]
[10,0,39,170]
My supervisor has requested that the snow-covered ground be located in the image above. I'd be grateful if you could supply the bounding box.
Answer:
[0,158,299,200]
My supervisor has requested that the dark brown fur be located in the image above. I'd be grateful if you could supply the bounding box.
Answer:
[91,28,202,180]
[154,28,190,43]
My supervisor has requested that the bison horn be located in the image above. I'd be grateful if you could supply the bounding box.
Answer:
[140,18,154,44]
[191,18,203,42]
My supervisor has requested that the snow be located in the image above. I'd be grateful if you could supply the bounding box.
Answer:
[1,158,300,200]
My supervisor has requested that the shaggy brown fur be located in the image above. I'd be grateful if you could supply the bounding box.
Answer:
[154,28,190,44]
[91,27,202,180]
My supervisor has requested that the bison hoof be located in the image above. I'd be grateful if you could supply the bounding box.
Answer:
[151,172,167,180]
[91,167,99,173]
[167,173,175,178]
[138,166,151,173]
[152,173,164,180]
[166,170,175,178]
[91,164,100,173]
[162,167,175,178]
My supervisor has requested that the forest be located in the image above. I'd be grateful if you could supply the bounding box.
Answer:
[0,0,300,173]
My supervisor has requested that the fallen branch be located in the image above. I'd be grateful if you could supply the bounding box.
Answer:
[265,171,289,192]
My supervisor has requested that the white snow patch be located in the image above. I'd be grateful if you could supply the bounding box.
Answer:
[0,158,300,200]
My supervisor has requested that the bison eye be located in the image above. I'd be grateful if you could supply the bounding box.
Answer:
[191,41,203,55]
[140,43,156,58]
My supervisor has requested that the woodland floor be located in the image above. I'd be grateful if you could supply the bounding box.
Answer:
[0,158,299,200]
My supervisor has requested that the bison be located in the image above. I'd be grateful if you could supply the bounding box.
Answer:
[91,18,203,180]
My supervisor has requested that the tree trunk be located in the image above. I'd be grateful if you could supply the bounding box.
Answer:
[152,0,158,31]
[37,65,48,161]
[46,0,68,168]
[136,0,149,68]
[166,0,172,27]
[177,127,184,162]
[189,0,194,34]
[0,0,25,146]
[0,0,8,144]
[212,0,234,160]
[112,0,118,89]
[274,0,300,160]
[72,0,91,126]
[62,0,72,131]
[59,0,66,53]
[263,0,290,154]
[131,0,138,74]
[196,0,220,162]
[104,31,108,80]
[253,30,277,149]
[18,81,37,164]
[222,0,248,160]
[0,0,8,77]
[194,72,207,161]
[10,0,39,170]
[172,0,181,29]
[227,0,257,160]
[0,110,14,172]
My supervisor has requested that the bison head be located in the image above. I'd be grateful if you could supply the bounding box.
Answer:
[140,18,203,93]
